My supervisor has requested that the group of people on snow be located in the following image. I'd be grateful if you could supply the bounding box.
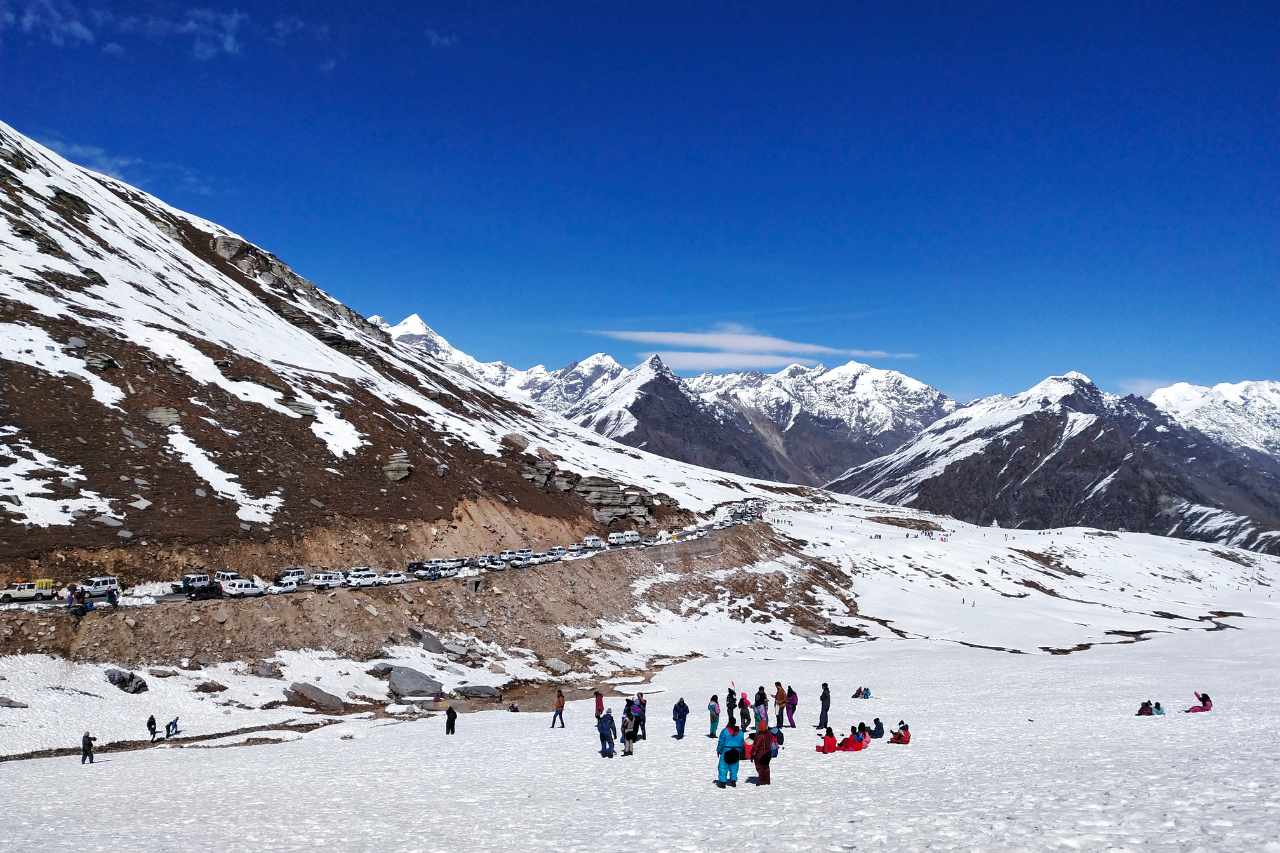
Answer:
[1136,692,1213,716]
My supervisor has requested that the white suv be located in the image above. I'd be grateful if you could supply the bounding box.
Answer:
[309,571,345,590]
[82,576,120,598]
[213,571,241,589]
[346,569,379,588]
[223,579,265,598]
[375,571,408,585]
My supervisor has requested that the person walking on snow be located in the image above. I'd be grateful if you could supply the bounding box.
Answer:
[785,686,798,728]
[80,731,96,765]
[551,690,566,728]
[817,683,831,730]
[597,709,617,757]
[445,705,457,735]
[708,695,720,738]
[716,721,746,788]
[672,697,689,739]
[773,682,787,729]
[146,715,157,743]
[1184,692,1213,713]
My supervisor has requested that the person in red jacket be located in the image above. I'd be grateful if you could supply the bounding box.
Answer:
[1184,692,1213,713]
[751,722,775,785]
[815,727,838,754]
[889,721,911,744]
[594,690,604,719]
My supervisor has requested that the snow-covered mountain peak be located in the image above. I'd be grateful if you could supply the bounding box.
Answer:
[388,313,434,339]
[1151,379,1280,458]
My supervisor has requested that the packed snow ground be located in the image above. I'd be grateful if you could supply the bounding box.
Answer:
[5,617,1280,852]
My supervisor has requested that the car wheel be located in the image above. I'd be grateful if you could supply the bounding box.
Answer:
[0,594,10,603]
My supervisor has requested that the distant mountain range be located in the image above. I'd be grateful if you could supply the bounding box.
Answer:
[382,315,1280,554]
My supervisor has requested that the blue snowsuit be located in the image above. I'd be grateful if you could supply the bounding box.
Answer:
[597,712,617,757]
[716,727,746,784]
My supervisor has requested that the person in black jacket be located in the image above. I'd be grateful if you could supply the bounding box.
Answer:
[870,717,885,739]
[725,687,736,728]
[672,698,689,739]
[816,683,831,729]
[146,715,157,743]
[445,705,457,735]
[81,731,96,765]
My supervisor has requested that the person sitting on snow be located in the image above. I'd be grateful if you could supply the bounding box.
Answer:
[1184,692,1213,713]
[1153,702,1165,716]
[1136,700,1154,716]
[870,718,885,738]
[889,721,911,744]
[815,727,838,754]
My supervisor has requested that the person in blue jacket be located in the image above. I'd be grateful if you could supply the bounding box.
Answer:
[597,709,617,758]
[1153,702,1166,716]
[672,697,689,739]
[716,721,746,788]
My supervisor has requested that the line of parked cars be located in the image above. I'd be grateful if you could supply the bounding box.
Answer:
[14,503,768,615]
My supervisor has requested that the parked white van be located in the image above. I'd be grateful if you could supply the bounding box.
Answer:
[82,576,120,598]
[607,532,627,546]
[621,530,641,545]
[582,535,604,550]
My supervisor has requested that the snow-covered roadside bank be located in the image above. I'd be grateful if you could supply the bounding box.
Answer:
[5,616,1280,852]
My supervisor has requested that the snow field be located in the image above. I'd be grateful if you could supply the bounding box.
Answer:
[4,620,1279,852]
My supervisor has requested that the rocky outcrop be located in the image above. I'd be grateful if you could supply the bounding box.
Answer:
[455,685,500,699]
[284,682,346,714]
[519,462,671,526]
[104,669,148,694]
[386,666,443,701]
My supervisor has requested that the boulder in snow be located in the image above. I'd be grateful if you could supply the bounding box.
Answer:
[387,667,443,701]
[284,682,346,714]
[542,658,572,676]
[455,685,500,699]
[104,669,148,694]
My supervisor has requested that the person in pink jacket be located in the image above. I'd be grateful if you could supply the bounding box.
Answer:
[1184,692,1213,713]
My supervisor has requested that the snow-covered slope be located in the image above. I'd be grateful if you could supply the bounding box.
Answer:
[0,119,800,571]
[687,361,954,482]
[1151,380,1280,459]
[829,373,1280,554]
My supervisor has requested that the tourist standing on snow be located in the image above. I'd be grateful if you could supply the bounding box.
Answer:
[716,721,745,788]
[707,695,720,738]
[621,707,637,756]
[551,690,566,728]
[751,723,775,785]
[445,705,457,735]
[80,731,96,765]
[672,697,689,739]
[738,693,751,728]
[146,715,157,743]
[635,692,648,740]
[725,687,737,728]
[785,685,798,728]
[753,686,768,727]
[597,709,617,757]
[773,682,787,728]
[817,683,831,729]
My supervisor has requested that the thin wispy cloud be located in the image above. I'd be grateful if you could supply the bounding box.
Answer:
[41,136,213,196]
[425,27,457,48]
[592,322,915,374]
[1117,378,1176,398]
[0,3,337,62]
[594,324,914,359]
[643,351,823,371]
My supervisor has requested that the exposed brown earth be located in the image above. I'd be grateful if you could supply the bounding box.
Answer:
[0,525,857,668]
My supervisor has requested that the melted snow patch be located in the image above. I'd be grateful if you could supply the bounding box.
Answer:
[0,323,124,409]
[0,426,118,526]
[309,401,365,458]
[165,427,283,523]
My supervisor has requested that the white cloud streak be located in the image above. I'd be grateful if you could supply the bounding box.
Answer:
[1116,378,1176,398]
[643,351,822,371]
[593,328,914,359]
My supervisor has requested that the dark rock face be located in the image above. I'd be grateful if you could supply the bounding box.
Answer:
[284,682,346,714]
[104,668,148,694]
[831,375,1280,554]
[387,666,443,701]
[455,684,500,699]
[407,626,445,654]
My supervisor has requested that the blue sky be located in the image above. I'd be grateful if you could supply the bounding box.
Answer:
[2,2,1276,400]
